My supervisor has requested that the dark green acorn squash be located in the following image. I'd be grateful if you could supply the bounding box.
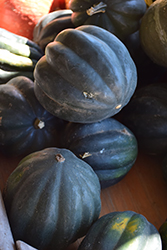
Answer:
[69,0,147,41]
[33,9,75,51]
[0,76,65,156]
[121,82,167,156]
[62,117,138,189]
[159,219,167,250]
[33,9,73,39]
[78,210,162,250]
[124,30,167,87]
[139,0,167,68]
[34,25,137,124]
[3,147,101,250]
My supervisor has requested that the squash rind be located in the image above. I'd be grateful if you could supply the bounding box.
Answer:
[78,211,162,250]
[34,25,137,123]
[3,147,101,250]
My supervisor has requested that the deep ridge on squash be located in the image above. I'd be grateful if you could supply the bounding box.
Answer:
[34,25,137,123]
[3,147,101,250]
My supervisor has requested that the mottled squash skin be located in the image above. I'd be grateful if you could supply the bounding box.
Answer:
[78,211,162,250]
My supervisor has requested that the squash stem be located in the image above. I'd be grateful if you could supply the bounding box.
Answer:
[34,118,45,129]
[86,1,107,16]
[56,154,65,162]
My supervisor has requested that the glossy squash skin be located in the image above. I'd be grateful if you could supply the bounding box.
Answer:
[33,9,74,51]
[121,82,167,156]
[69,0,147,41]
[139,0,167,68]
[3,147,101,250]
[159,219,167,250]
[34,25,137,124]
[62,118,138,189]
[0,76,65,156]
[78,211,162,250]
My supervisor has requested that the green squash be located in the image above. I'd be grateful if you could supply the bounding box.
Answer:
[139,0,167,68]
[159,219,167,250]
[69,0,147,41]
[33,9,74,51]
[34,25,137,124]
[62,117,138,188]
[3,147,101,250]
[0,28,43,83]
[124,30,166,87]
[78,211,162,250]
[121,82,167,156]
[0,76,65,156]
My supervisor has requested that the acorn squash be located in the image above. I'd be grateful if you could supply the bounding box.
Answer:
[78,210,162,250]
[3,147,101,250]
[33,9,74,51]
[139,0,167,68]
[69,0,147,41]
[34,25,137,123]
[121,82,167,155]
[62,117,138,188]
[124,30,166,87]
[0,76,65,156]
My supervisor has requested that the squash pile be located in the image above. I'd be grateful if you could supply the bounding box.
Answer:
[0,0,167,249]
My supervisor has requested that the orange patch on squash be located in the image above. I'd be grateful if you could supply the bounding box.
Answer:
[0,0,63,40]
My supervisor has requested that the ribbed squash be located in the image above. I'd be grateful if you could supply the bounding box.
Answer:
[34,25,137,123]
[3,147,101,250]
[69,0,147,41]
[78,211,162,250]
[62,118,138,188]
[139,0,167,68]
[0,76,64,156]
[121,82,167,155]
[33,9,74,51]
[124,30,166,87]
